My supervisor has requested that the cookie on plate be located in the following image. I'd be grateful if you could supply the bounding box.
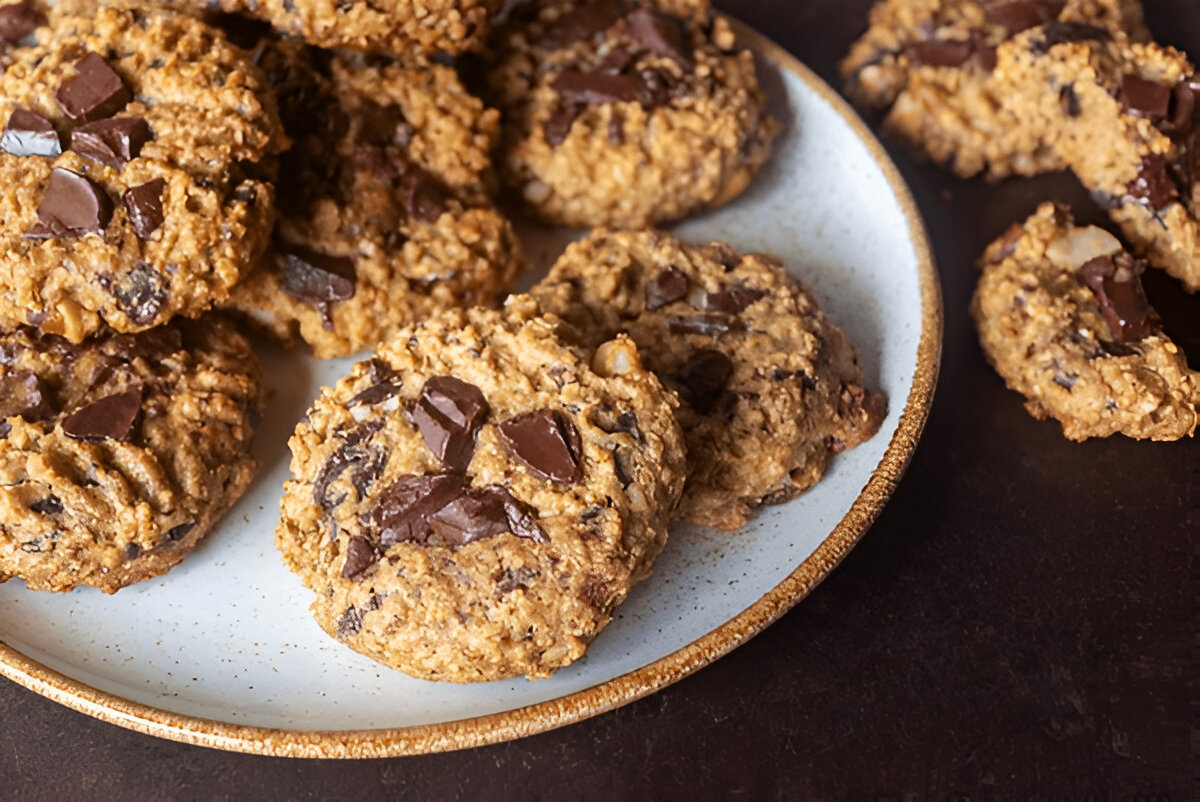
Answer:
[840,0,1149,179]
[221,38,523,359]
[531,230,886,531]
[487,0,778,228]
[972,202,1199,441]
[277,297,686,682]
[998,25,1200,291]
[0,6,285,342]
[0,317,262,593]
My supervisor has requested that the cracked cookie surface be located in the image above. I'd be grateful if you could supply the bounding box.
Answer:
[972,202,1198,441]
[531,230,886,531]
[276,297,685,682]
[0,316,262,593]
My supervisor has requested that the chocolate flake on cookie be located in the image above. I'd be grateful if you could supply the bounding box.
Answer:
[0,2,42,43]
[123,179,166,240]
[61,385,142,442]
[498,409,584,484]
[26,168,111,239]
[2,109,60,158]
[406,376,490,473]
[70,116,153,170]
[279,244,357,329]
[55,52,131,123]
[1075,254,1161,342]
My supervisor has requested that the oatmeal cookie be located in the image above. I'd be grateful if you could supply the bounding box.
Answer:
[487,0,777,228]
[0,6,285,342]
[0,317,262,593]
[220,38,523,359]
[276,297,686,682]
[531,230,886,531]
[841,0,1148,179]
[972,203,1199,441]
[998,25,1200,291]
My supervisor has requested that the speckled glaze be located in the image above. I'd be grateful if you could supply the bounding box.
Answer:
[0,20,942,757]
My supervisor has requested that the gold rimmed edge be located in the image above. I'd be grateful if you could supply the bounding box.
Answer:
[0,17,944,759]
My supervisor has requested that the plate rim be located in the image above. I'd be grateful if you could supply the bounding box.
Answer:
[0,17,943,759]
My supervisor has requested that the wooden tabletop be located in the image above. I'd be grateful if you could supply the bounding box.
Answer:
[2,0,1195,797]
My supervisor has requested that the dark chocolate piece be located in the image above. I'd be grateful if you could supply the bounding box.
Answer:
[372,473,465,547]
[29,496,62,515]
[1119,74,1172,121]
[985,0,1066,38]
[553,70,643,104]
[0,2,43,43]
[2,109,61,157]
[108,262,166,325]
[1162,81,1197,135]
[70,116,152,169]
[312,420,384,508]
[645,268,689,310]
[544,103,584,146]
[62,386,143,442]
[349,381,403,407]
[406,376,490,473]
[55,52,132,123]
[0,370,50,422]
[1125,155,1179,210]
[539,0,625,48]
[625,8,691,66]
[166,522,194,541]
[123,178,165,240]
[401,169,448,224]
[1076,255,1161,343]
[675,349,735,414]
[426,489,512,546]
[1059,84,1081,117]
[341,536,377,579]
[26,168,112,239]
[707,284,767,314]
[907,39,973,68]
[278,244,356,328]
[1033,20,1111,52]
[498,409,584,484]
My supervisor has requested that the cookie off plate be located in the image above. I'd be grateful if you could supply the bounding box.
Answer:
[0,20,941,757]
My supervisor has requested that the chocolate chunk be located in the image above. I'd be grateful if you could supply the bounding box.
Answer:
[645,268,689,310]
[612,446,635,487]
[349,381,403,407]
[0,371,49,422]
[498,409,584,484]
[539,0,625,48]
[107,262,166,325]
[401,169,448,224]
[1162,81,1197,135]
[62,386,142,442]
[312,420,384,508]
[0,2,43,42]
[1059,84,1081,117]
[406,376,490,473]
[123,178,165,240]
[496,566,539,596]
[707,284,767,314]
[544,102,584,146]
[26,168,112,239]
[1125,155,1179,210]
[427,489,512,546]
[590,408,643,440]
[278,244,356,328]
[55,52,132,123]
[907,39,973,68]
[70,116,152,169]
[166,522,194,542]
[667,313,741,336]
[123,542,140,560]
[675,349,735,414]
[985,0,1066,37]
[1120,74,1172,121]
[625,8,691,66]
[373,473,465,547]
[1033,21,1111,52]
[341,536,377,579]
[553,70,643,104]
[336,606,364,638]
[2,109,61,157]
[29,496,62,515]
[492,486,548,543]
[1076,255,1161,343]
[974,42,998,72]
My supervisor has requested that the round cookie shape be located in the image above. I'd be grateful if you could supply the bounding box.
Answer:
[531,230,886,531]
[221,39,523,359]
[0,316,262,593]
[0,6,286,342]
[487,0,778,228]
[277,298,686,682]
[971,202,1199,441]
[840,0,1149,180]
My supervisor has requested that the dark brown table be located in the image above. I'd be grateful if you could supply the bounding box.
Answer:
[2,1,1197,797]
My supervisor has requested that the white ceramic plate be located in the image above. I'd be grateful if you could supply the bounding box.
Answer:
[0,21,941,757]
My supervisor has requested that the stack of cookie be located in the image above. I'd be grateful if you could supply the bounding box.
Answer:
[0,0,889,684]
[843,0,1200,442]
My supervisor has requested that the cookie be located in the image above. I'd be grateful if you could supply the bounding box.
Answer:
[211,0,503,54]
[487,0,778,228]
[220,38,523,359]
[0,316,262,593]
[972,203,1198,441]
[841,0,1149,179]
[531,230,886,531]
[276,297,686,682]
[997,26,1200,292]
[0,6,285,342]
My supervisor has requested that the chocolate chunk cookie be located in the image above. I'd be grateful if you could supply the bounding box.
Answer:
[0,6,285,342]
[841,0,1148,179]
[277,297,686,681]
[0,317,262,593]
[220,38,523,359]
[487,0,778,228]
[531,230,886,531]
[998,26,1200,292]
[972,203,1199,440]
